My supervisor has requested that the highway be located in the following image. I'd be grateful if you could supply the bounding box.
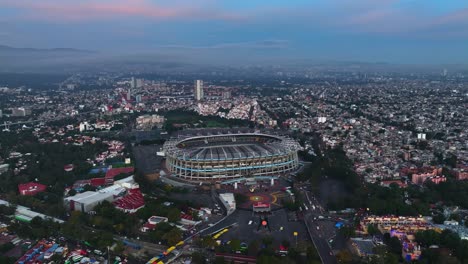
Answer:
[299,186,337,264]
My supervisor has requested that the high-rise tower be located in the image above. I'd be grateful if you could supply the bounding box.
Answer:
[194,80,204,101]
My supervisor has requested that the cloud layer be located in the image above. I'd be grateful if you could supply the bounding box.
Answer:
[1,0,468,63]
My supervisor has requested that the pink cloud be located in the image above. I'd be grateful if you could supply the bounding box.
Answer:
[0,0,243,22]
[431,8,468,25]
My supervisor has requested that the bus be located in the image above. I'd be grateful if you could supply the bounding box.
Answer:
[175,241,184,247]
[163,246,176,256]
[212,228,229,239]
[146,257,159,264]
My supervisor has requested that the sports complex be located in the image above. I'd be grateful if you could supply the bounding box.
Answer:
[163,130,301,183]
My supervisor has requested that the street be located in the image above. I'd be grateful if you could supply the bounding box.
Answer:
[299,186,337,264]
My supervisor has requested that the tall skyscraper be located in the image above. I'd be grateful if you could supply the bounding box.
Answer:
[195,80,204,101]
[131,77,137,89]
[222,90,231,100]
[127,89,131,101]
[136,78,143,88]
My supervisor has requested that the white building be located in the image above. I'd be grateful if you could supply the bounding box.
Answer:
[136,78,143,88]
[194,80,204,101]
[417,133,427,140]
[131,77,137,89]
[64,176,136,213]
[64,191,114,213]
[219,193,236,215]
[135,114,165,130]
[79,122,92,132]
[11,107,31,117]
[0,164,9,174]
[127,89,131,101]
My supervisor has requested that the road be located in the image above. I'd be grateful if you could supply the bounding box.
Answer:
[133,144,163,175]
[299,186,337,264]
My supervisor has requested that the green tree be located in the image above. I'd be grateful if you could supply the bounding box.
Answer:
[339,226,356,239]
[335,250,353,263]
[383,253,399,264]
[387,236,402,255]
[191,252,207,264]
[213,257,227,264]
[433,213,445,224]
[230,239,241,251]
[201,236,217,249]
[367,224,380,235]
[167,208,181,223]
[163,228,182,246]
[415,230,440,247]
[306,246,321,263]
[247,240,259,256]
[261,236,274,247]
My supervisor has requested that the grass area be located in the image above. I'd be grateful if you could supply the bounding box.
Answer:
[205,120,229,127]
[163,109,253,131]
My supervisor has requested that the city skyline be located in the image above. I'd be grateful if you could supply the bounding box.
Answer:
[1,0,468,64]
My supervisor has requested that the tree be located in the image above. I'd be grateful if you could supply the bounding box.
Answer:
[163,228,182,246]
[0,256,15,264]
[191,252,207,264]
[261,236,274,247]
[0,205,16,215]
[339,226,356,239]
[367,224,380,236]
[383,253,399,264]
[335,250,352,263]
[234,193,248,204]
[433,213,445,224]
[214,257,227,264]
[444,154,458,168]
[281,239,290,249]
[387,237,402,255]
[201,236,217,249]
[167,208,181,223]
[247,240,259,256]
[440,229,461,249]
[229,239,241,251]
[306,246,321,263]
[416,230,440,247]
[0,243,14,253]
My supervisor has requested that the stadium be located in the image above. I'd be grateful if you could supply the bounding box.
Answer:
[163,130,301,182]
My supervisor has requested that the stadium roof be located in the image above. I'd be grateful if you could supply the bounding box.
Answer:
[164,132,300,161]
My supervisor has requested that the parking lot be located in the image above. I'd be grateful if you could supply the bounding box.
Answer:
[201,209,309,248]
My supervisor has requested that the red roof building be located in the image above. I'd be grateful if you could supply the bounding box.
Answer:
[113,188,144,213]
[64,164,74,172]
[381,180,408,188]
[18,182,47,196]
[105,167,134,179]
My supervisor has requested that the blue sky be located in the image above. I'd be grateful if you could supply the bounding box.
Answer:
[1,0,467,64]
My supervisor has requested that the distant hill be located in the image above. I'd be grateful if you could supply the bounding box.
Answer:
[0,44,100,72]
[0,44,95,54]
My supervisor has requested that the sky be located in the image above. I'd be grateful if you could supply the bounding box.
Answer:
[1,0,468,64]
